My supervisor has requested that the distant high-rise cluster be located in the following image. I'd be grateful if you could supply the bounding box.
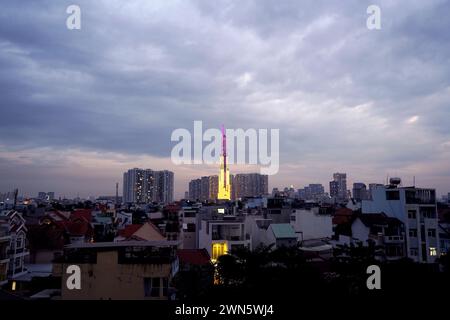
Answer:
[123,168,174,204]
[188,173,268,201]
[297,184,325,201]
[38,192,55,201]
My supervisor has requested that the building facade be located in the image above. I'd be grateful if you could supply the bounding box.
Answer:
[330,173,347,202]
[362,184,440,263]
[233,173,269,199]
[123,168,174,204]
[352,183,368,202]
[53,241,179,300]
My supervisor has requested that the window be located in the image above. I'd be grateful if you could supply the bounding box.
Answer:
[427,229,436,237]
[386,191,400,200]
[186,223,196,232]
[144,277,160,297]
[408,210,416,219]
[421,208,436,219]
[162,278,168,297]
[410,248,418,256]
[429,247,437,256]
[409,229,418,237]
[212,243,227,261]
[15,237,23,249]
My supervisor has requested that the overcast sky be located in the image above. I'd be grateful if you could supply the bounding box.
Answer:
[0,0,449,199]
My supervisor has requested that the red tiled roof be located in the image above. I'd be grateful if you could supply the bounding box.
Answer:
[118,224,142,238]
[71,209,92,222]
[177,249,211,266]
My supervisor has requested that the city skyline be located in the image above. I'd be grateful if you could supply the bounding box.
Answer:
[1,1,450,199]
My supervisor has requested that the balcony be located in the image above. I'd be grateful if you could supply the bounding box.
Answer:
[384,235,404,244]
[212,233,244,241]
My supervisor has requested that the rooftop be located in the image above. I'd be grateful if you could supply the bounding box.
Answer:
[270,223,297,239]
[65,240,180,249]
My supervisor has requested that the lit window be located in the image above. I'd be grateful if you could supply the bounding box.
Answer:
[211,243,228,262]
[429,247,437,256]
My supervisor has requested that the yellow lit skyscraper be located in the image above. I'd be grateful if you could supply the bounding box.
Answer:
[217,125,231,200]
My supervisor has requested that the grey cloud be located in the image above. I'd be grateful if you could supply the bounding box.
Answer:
[0,0,449,197]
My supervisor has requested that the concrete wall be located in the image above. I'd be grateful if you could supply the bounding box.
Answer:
[55,250,173,300]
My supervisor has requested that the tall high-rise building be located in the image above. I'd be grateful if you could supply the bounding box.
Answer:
[188,178,201,201]
[209,175,219,201]
[123,168,174,204]
[233,173,269,199]
[352,183,368,202]
[218,125,231,200]
[155,170,174,204]
[188,175,220,202]
[329,173,347,202]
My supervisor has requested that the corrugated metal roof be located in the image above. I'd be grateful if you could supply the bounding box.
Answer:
[270,223,296,239]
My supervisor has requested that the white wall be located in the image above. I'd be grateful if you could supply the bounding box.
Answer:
[290,209,332,240]
[351,219,370,244]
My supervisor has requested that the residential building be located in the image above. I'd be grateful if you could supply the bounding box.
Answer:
[155,170,174,204]
[53,241,179,300]
[198,215,251,261]
[233,173,268,199]
[290,208,333,242]
[189,178,201,201]
[350,213,405,261]
[115,222,165,242]
[0,221,10,285]
[329,173,347,202]
[0,210,29,280]
[352,183,368,202]
[189,176,220,202]
[180,204,201,249]
[123,168,174,204]
[298,184,325,201]
[265,224,297,248]
[362,180,440,263]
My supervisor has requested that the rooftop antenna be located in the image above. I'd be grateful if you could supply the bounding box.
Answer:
[222,124,227,188]
[413,176,415,187]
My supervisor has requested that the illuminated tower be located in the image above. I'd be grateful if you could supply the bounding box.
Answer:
[217,125,231,200]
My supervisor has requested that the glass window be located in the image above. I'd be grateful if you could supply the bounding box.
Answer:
[409,229,417,237]
[429,247,437,256]
[162,278,168,297]
[144,277,160,297]
[408,210,416,219]
[212,243,227,261]
[386,191,400,200]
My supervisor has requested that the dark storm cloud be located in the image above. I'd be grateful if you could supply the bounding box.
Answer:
[0,0,449,197]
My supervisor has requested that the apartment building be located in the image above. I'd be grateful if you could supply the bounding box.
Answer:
[198,215,251,262]
[362,181,440,263]
[53,241,179,300]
